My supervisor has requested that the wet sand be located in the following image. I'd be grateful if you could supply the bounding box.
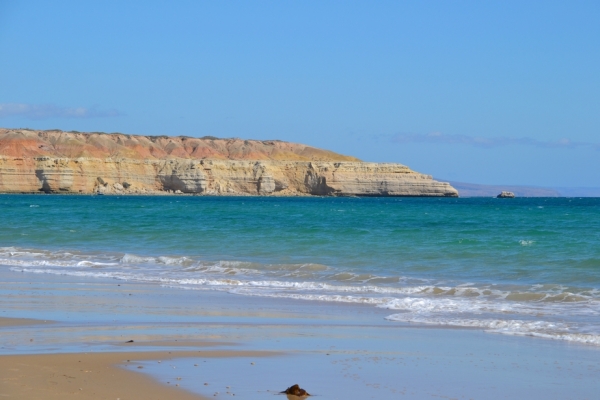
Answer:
[2,270,600,399]
[0,317,52,328]
[0,350,274,400]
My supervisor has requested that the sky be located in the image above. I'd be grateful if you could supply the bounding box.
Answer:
[1,0,599,187]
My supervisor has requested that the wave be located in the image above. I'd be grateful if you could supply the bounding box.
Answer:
[121,254,195,266]
[384,314,600,346]
[3,246,600,346]
[379,296,599,316]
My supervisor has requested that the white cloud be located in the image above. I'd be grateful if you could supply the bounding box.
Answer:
[0,103,122,120]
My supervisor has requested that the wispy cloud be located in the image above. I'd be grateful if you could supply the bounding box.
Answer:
[0,103,123,120]
[391,132,599,150]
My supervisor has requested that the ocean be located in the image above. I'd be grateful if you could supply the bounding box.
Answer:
[1,194,599,346]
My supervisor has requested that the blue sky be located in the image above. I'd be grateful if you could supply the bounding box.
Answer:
[1,1,599,187]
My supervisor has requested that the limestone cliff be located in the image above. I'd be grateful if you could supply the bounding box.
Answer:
[0,128,458,197]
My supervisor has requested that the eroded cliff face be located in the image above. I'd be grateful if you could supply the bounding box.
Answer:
[0,129,458,197]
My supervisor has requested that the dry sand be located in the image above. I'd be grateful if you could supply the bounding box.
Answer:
[0,350,275,400]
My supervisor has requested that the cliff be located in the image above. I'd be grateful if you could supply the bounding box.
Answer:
[0,128,458,197]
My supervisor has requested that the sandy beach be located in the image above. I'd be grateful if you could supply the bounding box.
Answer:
[0,318,280,400]
[1,350,209,400]
[2,268,600,399]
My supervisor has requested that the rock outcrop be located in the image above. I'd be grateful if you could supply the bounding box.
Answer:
[0,128,458,197]
[448,181,560,197]
[497,191,515,198]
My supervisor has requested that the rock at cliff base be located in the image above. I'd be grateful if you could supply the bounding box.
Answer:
[497,191,515,198]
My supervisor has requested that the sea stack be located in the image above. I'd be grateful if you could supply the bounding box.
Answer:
[0,128,458,197]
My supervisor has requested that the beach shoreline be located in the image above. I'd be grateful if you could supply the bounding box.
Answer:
[2,195,600,398]
[2,269,600,399]
[0,349,276,400]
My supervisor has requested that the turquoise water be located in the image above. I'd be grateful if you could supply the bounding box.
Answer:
[1,195,599,345]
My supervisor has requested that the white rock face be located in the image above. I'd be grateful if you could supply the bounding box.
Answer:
[0,157,458,197]
[497,191,516,198]
[158,163,207,193]
[34,158,75,192]
[258,176,276,194]
[302,162,457,196]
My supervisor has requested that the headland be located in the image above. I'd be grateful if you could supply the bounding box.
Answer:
[0,128,457,196]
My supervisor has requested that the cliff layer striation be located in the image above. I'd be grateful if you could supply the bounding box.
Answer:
[0,129,458,197]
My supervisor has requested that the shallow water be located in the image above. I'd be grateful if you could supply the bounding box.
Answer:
[4,270,599,400]
[137,334,600,400]
[2,195,599,345]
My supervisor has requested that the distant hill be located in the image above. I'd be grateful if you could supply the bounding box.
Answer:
[553,187,600,197]
[445,181,561,197]
[445,180,600,197]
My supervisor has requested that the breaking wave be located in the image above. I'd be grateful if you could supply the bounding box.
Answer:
[2,246,600,347]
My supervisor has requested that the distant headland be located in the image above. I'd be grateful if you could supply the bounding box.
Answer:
[0,128,458,197]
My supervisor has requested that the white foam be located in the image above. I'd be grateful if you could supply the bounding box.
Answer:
[227,288,393,306]
[10,267,137,281]
[2,259,81,268]
[384,295,560,315]
[120,254,156,264]
[385,314,568,331]
[182,263,261,275]
[384,314,600,346]
[76,261,119,267]
[156,256,192,265]
[4,245,600,347]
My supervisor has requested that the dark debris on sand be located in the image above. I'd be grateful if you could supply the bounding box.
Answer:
[281,384,310,397]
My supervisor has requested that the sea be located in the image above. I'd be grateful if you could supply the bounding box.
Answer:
[1,194,599,347]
